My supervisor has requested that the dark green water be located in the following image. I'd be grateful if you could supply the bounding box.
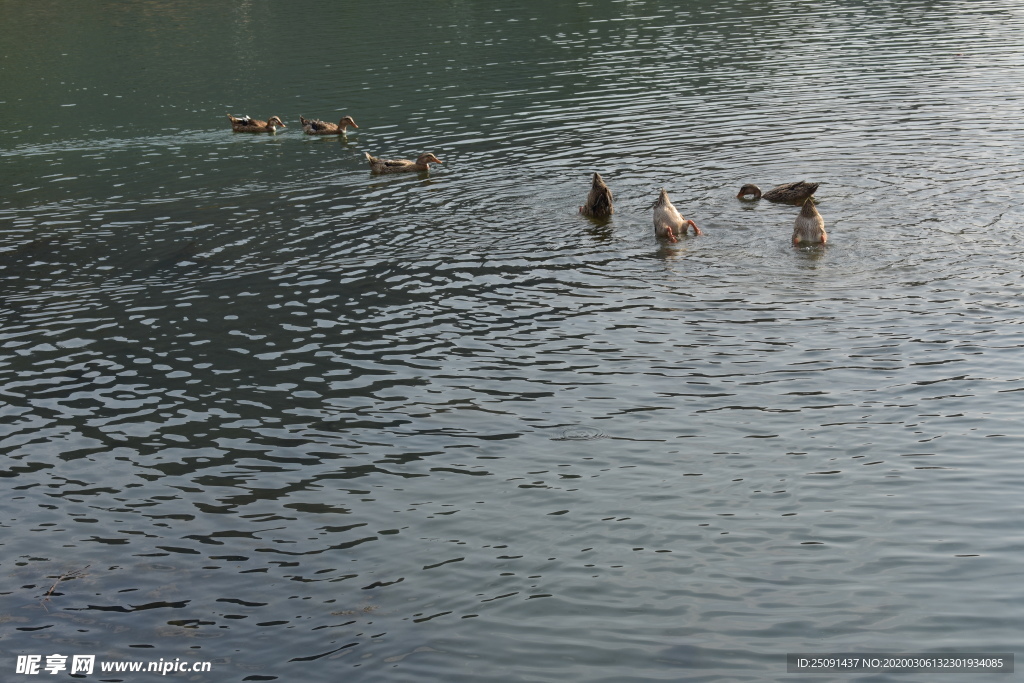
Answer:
[3,1,1024,681]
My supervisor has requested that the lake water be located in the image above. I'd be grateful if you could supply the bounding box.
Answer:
[2,1,1024,681]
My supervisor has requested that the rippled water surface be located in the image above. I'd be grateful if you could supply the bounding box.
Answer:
[3,1,1024,681]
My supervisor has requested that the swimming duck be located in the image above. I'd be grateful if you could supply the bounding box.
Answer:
[737,181,818,204]
[579,172,614,218]
[226,114,286,133]
[364,152,442,174]
[792,198,827,245]
[653,189,702,242]
[300,115,359,136]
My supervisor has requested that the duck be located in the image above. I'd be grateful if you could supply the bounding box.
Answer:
[364,152,442,174]
[300,115,359,136]
[737,181,818,204]
[792,198,827,246]
[579,172,614,218]
[226,114,286,133]
[653,189,702,242]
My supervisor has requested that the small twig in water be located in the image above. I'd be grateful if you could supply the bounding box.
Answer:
[43,565,90,600]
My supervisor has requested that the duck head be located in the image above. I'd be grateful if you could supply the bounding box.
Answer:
[736,184,762,200]
[417,153,443,166]
[338,115,359,131]
[267,116,286,131]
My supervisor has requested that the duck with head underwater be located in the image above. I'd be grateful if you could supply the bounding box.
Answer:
[792,198,827,246]
[737,181,818,204]
[579,173,614,218]
[653,189,702,242]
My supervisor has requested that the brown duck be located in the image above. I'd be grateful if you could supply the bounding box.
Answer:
[364,152,442,174]
[792,198,827,246]
[653,189,702,242]
[579,173,614,218]
[226,114,286,133]
[737,181,818,204]
[300,115,359,136]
